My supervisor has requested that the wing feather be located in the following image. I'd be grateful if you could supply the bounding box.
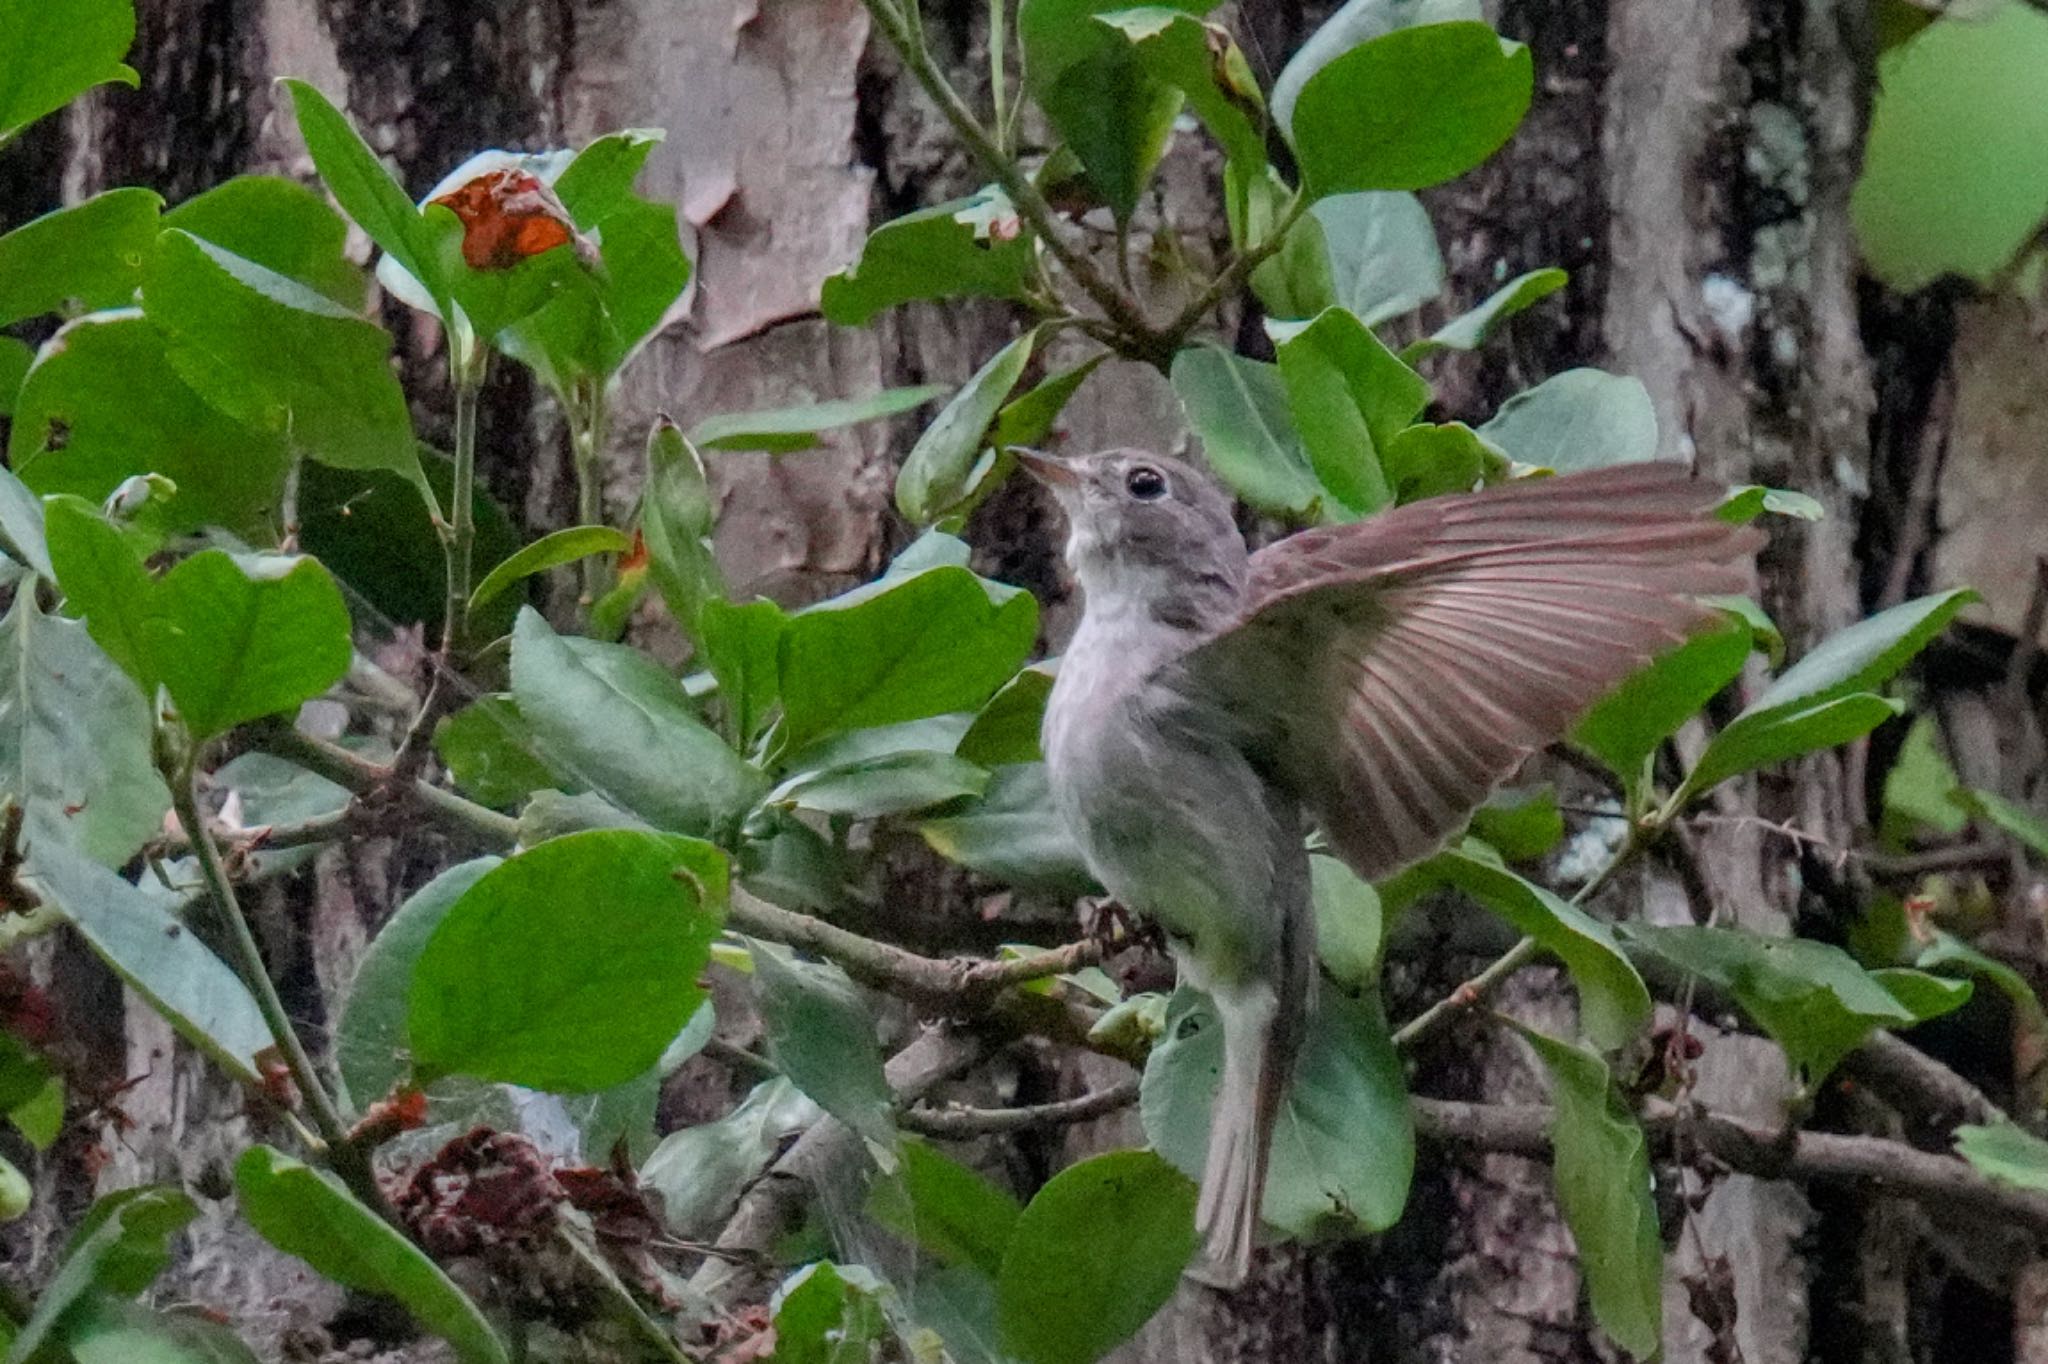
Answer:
[1182,462,1762,880]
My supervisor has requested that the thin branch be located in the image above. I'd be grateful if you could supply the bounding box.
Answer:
[1414,1093,2048,1236]
[899,1077,1139,1137]
[246,720,520,850]
[857,0,1168,364]
[1158,190,1309,349]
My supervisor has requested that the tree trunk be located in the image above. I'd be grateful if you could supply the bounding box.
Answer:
[5,0,2045,1360]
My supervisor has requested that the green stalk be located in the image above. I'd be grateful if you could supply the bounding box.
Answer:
[569,378,611,609]
[442,349,485,655]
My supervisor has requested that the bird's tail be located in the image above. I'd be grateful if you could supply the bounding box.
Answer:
[1190,894,1315,1289]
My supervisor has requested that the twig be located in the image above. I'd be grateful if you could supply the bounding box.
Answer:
[857,0,1169,364]
[553,1225,691,1364]
[1414,1093,2048,1235]
[246,721,520,850]
[1157,191,1310,349]
[898,1077,1139,1137]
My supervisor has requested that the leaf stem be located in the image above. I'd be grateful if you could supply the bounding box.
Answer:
[172,761,377,1201]
[569,379,611,611]
[859,0,1169,365]
[1159,188,1310,350]
[443,351,485,655]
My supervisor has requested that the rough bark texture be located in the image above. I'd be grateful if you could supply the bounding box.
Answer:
[4,0,2046,1360]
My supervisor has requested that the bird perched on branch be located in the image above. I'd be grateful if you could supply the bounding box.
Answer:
[1021,450,1761,1288]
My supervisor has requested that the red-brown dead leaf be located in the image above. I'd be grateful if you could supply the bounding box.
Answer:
[431,169,587,272]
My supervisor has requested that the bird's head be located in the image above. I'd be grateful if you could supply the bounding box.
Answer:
[1015,448,1248,621]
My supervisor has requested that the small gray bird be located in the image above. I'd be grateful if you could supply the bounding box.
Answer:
[1022,449,1761,1288]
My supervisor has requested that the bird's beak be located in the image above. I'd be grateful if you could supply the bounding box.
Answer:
[1011,447,1078,490]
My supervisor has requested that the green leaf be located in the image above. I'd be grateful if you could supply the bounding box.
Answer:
[54,1298,261,1364]
[1851,2,2048,290]
[143,230,422,486]
[1918,929,2047,1034]
[162,175,363,309]
[235,1146,508,1364]
[0,336,28,419]
[1955,1121,2048,1192]
[21,840,273,1084]
[1311,854,1385,988]
[47,500,353,739]
[4,1186,196,1364]
[0,0,139,143]
[921,763,1099,895]
[1681,589,1978,801]
[1624,924,1970,1083]
[1170,344,1324,517]
[642,1077,822,1235]
[1476,367,1658,471]
[778,566,1038,754]
[408,829,726,1092]
[1514,1028,1661,1358]
[1098,7,1267,171]
[639,418,726,634]
[1403,266,1568,359]
[868,1139,1023,1280]
[469,525,632,613]
[771,750,989,819]
[1270,0,1481,135]
[1019,0,1218,221]
[1470,785,1566,862]
[1718,484,1826,524]
[994,357,1106,451]
[1881,716,1967,842]
[1379,420,1507,502]
[0,188,160,326]
[1956,786,2048,860]
[282,80,454,321]
[691,385,946,453]
[1290,22,1532,198]
[1573,611,1752,795]
[0,1154,23,1221]
[0,466,46,580]
[0,589,169,867]
[434,698,557,808]
[996,1149,1197,1364]
[11,313,290,540]
[753,948,897,1154]
[551,128,664,226]
[696,597,786,750]
[1268,307,1430,516]
[957,665,1055,767]
[821,191,1036,324]
[297,450,523,640]
[898,333,1036,524]
[510,608,766,837]
[1312,191,1447,325]
[1423,849,1651,1050]
[1229,163,1335,321]
[768,1262,892,1364]
[1142,984,1414,1237]
[335,856,501,1109]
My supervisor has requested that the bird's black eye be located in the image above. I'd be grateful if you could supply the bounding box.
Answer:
[1125,466,1168,500]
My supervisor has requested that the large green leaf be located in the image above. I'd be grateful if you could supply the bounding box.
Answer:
[1289,22,1532,198]
[1573,611,1752,798]
[1270,0,1480,135]
[1170,344,1324,517]
[47,499,352,740]
[920,763,1099,895]
[696,597,786,751]
[1955,1121,2048,1192]
[54,1298,261,1364]
[898,332,1036,524]
[469,525,632,613]
[995,1150,1197,1364]
[753,948,897,1154]
[1230,163,1335,321]
[235,1146,508,1364]
[407,830,727,1093]
[510,608,766,837]
[1378,420,1506,502]
[1268,307,1430,516]
[1624,924,1970,1083]
[0,0,139,143]
[0,589,168,867]
[0,188,160,326]
[21,841,273,1085]
[1516,1028,1661,1358]
[1403,267,1568,360]
[691,385,946,454]
[642,1077,822,1235]
[993,357,1106,451]
[770,750,989,819]
[1476,367,1658,471]
[1098,7,1266,171]
[768,1262,891,1364]
[821,191,1036,324]
[11,313,290,539]
[777,566,1038,754]
[867,1139,1023,1280]
[1851,2,2048,290]
[161,175,363,309]
[434,698,558,808]
[1312,191,1447,325]
[957,664,1055,767]
[3,1186,195,1364]
[1141,985,1413,1237]
[1680,589,1978,801]
[143,230,422,486]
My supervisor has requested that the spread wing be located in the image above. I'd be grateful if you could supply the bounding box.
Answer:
[1177,462,1763,880]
